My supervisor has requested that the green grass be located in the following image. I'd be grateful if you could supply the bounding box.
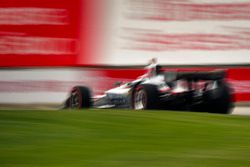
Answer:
[0,109,250,167]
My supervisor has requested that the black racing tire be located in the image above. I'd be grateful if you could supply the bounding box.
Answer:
[203,81,233,114]
[132,84,159,110]
[68,86,92,109]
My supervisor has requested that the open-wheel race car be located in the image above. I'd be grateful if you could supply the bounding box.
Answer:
[64,68,234,114]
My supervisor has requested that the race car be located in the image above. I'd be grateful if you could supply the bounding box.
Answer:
[64,68,234,114]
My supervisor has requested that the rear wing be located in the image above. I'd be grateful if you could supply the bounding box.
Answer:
[164,70,226,82]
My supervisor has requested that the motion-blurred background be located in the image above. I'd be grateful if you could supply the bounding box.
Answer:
[0,0,250,107]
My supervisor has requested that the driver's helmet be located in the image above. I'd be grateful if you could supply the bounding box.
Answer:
[156,65,163,75]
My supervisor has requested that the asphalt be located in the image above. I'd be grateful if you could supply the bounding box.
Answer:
[232,107,250,116]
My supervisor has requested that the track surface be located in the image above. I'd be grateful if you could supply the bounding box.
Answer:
[0,105,249,115]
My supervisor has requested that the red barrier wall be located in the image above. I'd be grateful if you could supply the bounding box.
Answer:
[0,0,102,66]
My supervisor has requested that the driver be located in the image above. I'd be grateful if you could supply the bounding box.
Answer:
[138,58,162,79]
[146,58,158,77]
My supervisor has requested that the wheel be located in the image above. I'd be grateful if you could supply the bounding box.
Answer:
[132,84,158,110]
[68,86,92,109]
[203,81,234,114]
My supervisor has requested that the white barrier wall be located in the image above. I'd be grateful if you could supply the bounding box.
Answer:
[101,0,250,65]
[0,69,104,104]
[1,68,250,105]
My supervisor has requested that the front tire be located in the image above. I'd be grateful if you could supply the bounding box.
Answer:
[68,86,92,109]
[132,84,158,110]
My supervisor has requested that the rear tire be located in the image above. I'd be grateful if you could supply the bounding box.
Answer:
[68,86,92,109]
[132,84,158,110]
[203,81,233,114]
